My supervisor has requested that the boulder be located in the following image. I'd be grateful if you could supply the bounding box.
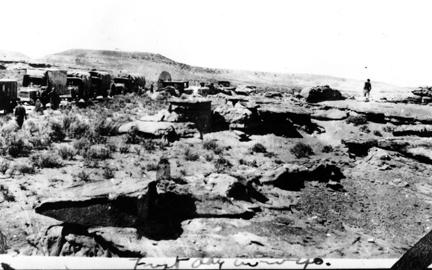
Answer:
[213,102,256,131]
[205,173,268,203]
[412,86,432,97]
[342,138,378,156]
[260,162,344,191]
[300,85,344,103]
[205,173,238,197]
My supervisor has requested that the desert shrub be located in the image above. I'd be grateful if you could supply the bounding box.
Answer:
[321,145,334,153]
[68,119,91,139]
[119,145,129,154]
[73,138,92,155]
[106,141,117,153]
[145,162,158,171]
[184,147,200,161]
[31,151,63,168]
[84,144,111,160]
[359,125,370,133]
[62,114,78,133]
[203,139,223,154]
[76,170,91,182]
[28,135,51,150]
[124,126,141,144]
[49,121,66,142]
[0,185,15,202]
[102,166,115,179]
[5,135,30,157]
[56,144,77,160]
[214,156,232,172]
[0,159,10,174]
[239,158,258,167]
[373,130,383,137]
[95,118,118,136]
[15,162,36,174]
[83,158,99,168]
[84,129,107,145]
[142,139,158,152]
[383,125,395,133]
[204,152,214,162]
[290,142,314,158]
[133,146,142,156]
[251,143,267,153]
[346,115,367,126]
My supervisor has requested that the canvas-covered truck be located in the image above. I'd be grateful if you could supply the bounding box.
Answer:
[89,70,111,98]
[110,76,132,95]
[67,71,91,101]
[21,69,68,101]
[46,69,68,99]
[0,79,18,113]
[110,74,146,95]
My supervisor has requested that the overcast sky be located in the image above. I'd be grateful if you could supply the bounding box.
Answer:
[1,0,431,86]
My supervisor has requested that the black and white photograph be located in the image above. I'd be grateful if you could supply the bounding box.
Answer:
[0,0,432,268]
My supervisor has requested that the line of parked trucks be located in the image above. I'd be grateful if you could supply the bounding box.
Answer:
[0,67,237,113]
[0,68,147,112]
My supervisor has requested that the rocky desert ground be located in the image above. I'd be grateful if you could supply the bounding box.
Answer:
[0,50,432,259]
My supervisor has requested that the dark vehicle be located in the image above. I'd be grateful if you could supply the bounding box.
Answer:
[22,69,68,99]
[218,81,231,88]
[111,76,132,95]
[111,74,146,95]
[67,71,91,101]
[89,70,111,98]
[157,71,172,90]
[18,87,39,105]
[0,79,18,113]
[160,81,189,94]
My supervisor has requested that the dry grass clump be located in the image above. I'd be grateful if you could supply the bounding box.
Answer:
[184,147,200,161]
[290,142,314,158]
[346,115,367,126]
[83,144,112,160]
[30,151,63,168]
[56,144,77,160]
[214,156,232,172]
[321,145,334,153]
[250,143,267,153]
[75,170,91,182]
[203,139,223,154]
[48,121,66,142]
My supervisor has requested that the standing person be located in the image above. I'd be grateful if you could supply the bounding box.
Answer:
[34,98,43,114]
[364,79,372,101]
[14,101,27,129]
[150,83,154,93]
[50,88,60,110]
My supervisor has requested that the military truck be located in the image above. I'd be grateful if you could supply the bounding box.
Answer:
[110,74,146,95]
[0,79,18,113]
[89,70,111,98]
[67,71,91,101]
[21,68,68,101]
[110,76,133,95]
[160,81,189,95]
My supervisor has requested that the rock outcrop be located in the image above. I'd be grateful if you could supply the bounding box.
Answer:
[300,85,344,103]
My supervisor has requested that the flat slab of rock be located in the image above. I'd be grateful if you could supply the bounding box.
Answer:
[311,109,348,120]
[321,100,432,124]
[393,125,432,137]
[118,121,175,135]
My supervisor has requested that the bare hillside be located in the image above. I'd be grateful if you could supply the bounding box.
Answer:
[40,49,411,99]
[0,50,29,62]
